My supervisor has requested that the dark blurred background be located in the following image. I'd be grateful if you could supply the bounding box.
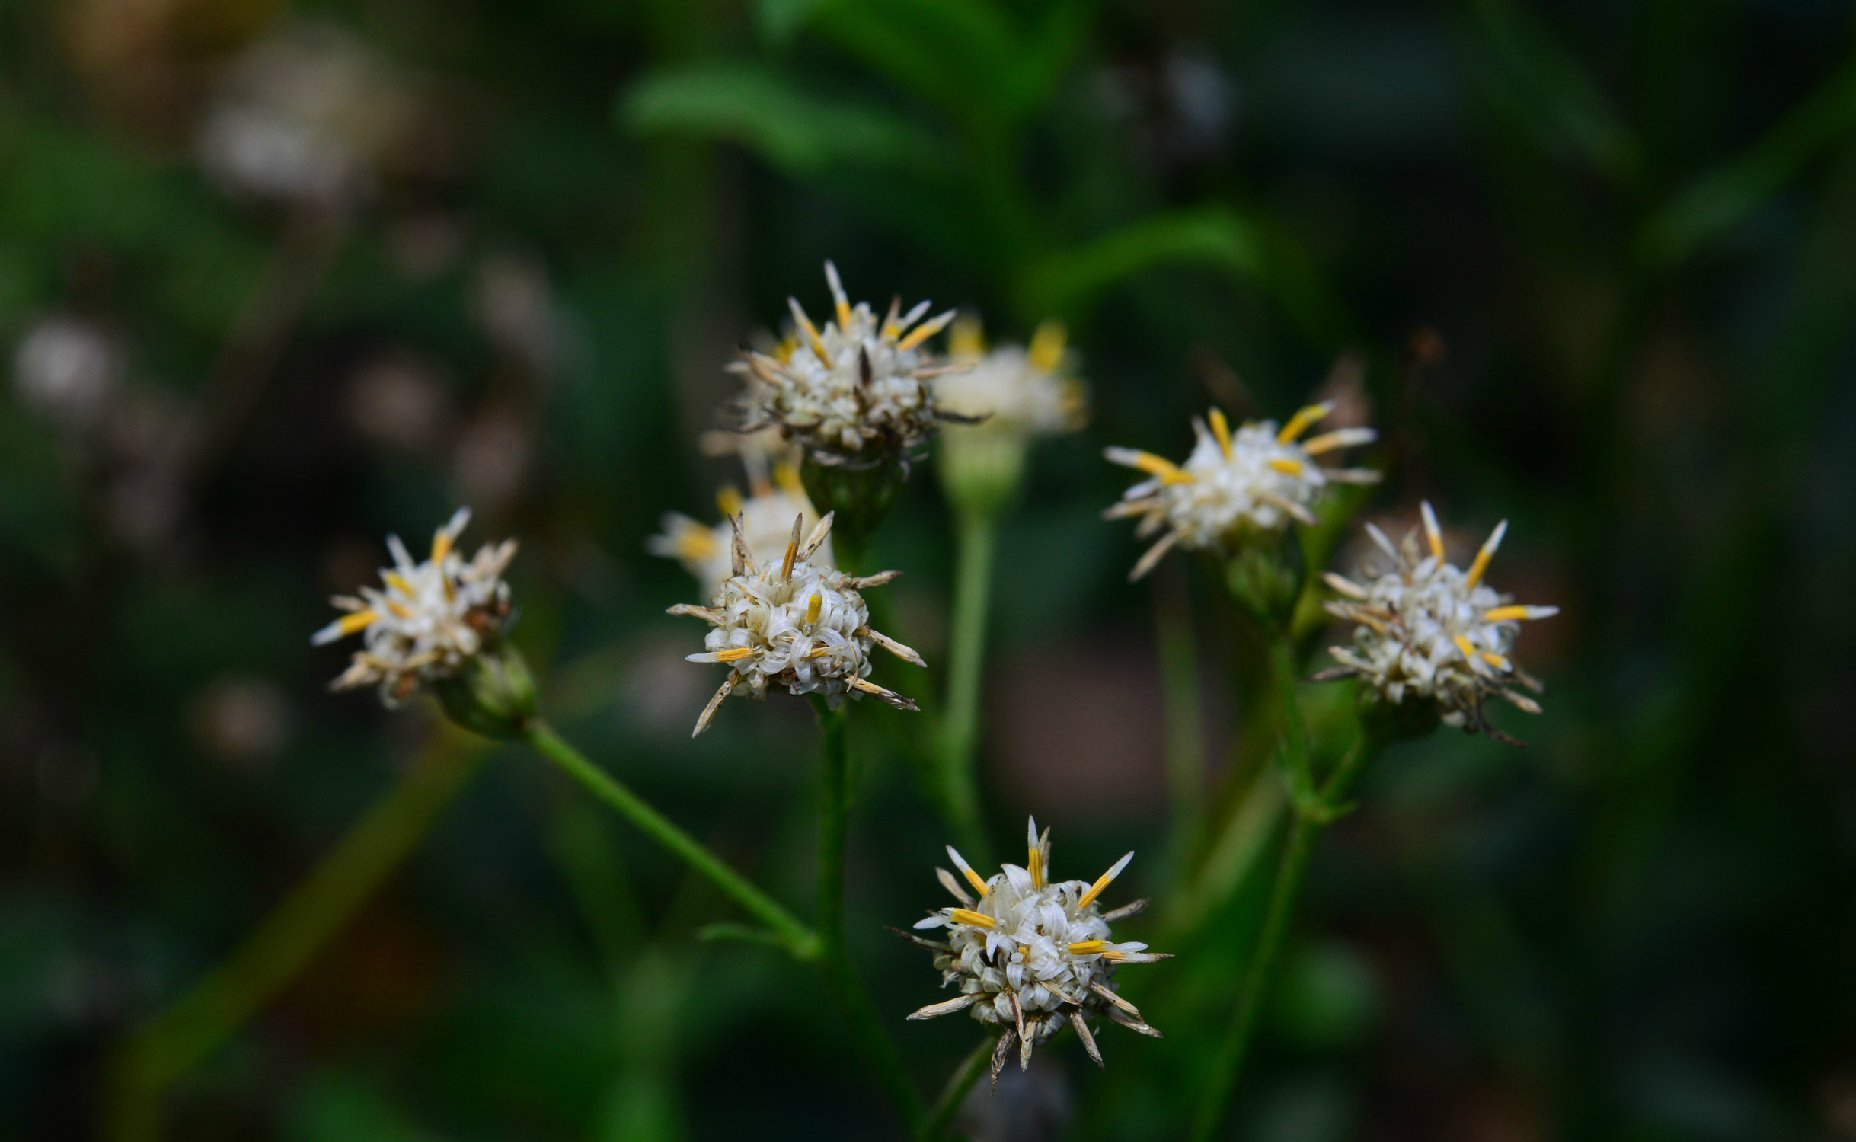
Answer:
[4,0,1854,1138]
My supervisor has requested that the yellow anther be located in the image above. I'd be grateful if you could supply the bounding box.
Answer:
[386,600,414,620]
[948,316,985,360]
[1276,402,1331,444]
[1421,502,1445,560]
[384,572,413,594]
[1479,650,1511,671]
[334,610,378,637]
[805,591,822,626]
[1028,321,1067,374]
[771,463,804,496]
[716,485,744,518]
[713,646,755,663]
[1125,451,1195,486]
[1267,456,1304,477]
[773,334,797,364]
[1027,846,1043,890]
[431,530,454,563]
[1464,520,1507,588]
[896,310,954,352]
[678,530,718,560]
[1067,940,1109,956]
[1208,407,1233,459]
[1075,853,1132,911]
[947,908,995,930]
[1452,634,1478,663]
[1481,605,1533,623]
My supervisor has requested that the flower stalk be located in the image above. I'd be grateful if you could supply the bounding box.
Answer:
[519,720,818,959]
[936,504,997,860]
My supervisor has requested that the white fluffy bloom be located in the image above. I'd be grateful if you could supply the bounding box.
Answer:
[1319,502,1558,740]
[730,263,961,466]
[935,319,1086,437]
[907,819,1166,1078]
[670,512,921,736]
[1105,402,1378,579]
[312,508,517,706]
[648,466,829,597]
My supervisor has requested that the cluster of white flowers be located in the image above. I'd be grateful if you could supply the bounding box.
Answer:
[1318,502,1557,739]
[908,819,1165,1077]
[670,512,921,736]
[936,319,1087,437]
[648,465,829,597]
[731,263,962,466]
[1106,402,1378,580]
[312,508,517,705]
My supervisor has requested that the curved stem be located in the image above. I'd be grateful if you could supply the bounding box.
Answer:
[921,1037,993,1141]
[815,704,929,1130]
[1188,735,1372,1142]
[107,732,485,1142]
[938,508,996,859]
[1267,637,1316,809]
[521,721,817,959]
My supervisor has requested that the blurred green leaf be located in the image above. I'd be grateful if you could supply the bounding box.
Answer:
[1019,208,1349,343]
[804,0,1020,121]
[1638,53,1856,266]
[1463,0,1641,188]
[620,64,937,176]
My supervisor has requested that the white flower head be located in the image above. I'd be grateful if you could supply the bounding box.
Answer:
[312,508,518,706]
[670,512,922,736]
[1105,402,1378,580]
[936,318,1087,437]
[648,463,830,597]
[1318,502,1558,741]
[907,818,1167,1079]
[730,262,963,467]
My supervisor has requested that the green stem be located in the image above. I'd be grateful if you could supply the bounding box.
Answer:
[921,1037,993,1141]
[521,721,817,959]
[107,733,486,1142]
[1188,736,1372,1142]
[814,704,928,1130]
[1267,638,1317,809]
[938,508,996,859]
[1154,572,1207,872]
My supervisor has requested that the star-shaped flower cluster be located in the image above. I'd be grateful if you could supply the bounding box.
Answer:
[907,819,1166,1079]
[1106,402,1377,579]
[1318,502,1558,741]
[671,512,921,735]
[312,508,517,706]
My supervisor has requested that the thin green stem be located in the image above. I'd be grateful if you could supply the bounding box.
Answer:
[107,733,486,1142]
[1267,637,1316,809]
[1154,571,1207,874]
[1188,736,1372,1142]
[813,704,929,1129]
[921,1037,993,1142]
[521,721,817,959]
[938,507,996,859]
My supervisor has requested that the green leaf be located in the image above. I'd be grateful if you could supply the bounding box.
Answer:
[1463,0,1641,188]
[806,0,1021,120]
[620,64,936,177]
[1638,54,1856,267]
[1018,208,1350,342]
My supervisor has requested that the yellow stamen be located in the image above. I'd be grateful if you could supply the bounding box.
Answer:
[713,646,754,663]
[949,316,984,360]
[1068,940,1109,956]
[678,530,718,561]
[895,311,953,352]
[384,572,413,594]
[773,334,797,364]
[1208,407,1233,459]
[1124,450,1195,486]
[947,908,995,930]
[1276,402,1331,444]
[1481,605,1533,623]
[386,600,413,620]
[1075,871,1118,912]
[771,463,804,497]
[1267,456,1304,477]
[1452,634,1478,663]
[805,592,822,626]
[1027,845,1043,890]
[1028,321,1067,374]
[717,485,744,518]
[1421,502,1446,560]
[1464,520,1507,588]
[431,530,454,563]
[805,645,832,658]
[1480,650,1511,671]
[333,610,378,637]
[781,536,799,580]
